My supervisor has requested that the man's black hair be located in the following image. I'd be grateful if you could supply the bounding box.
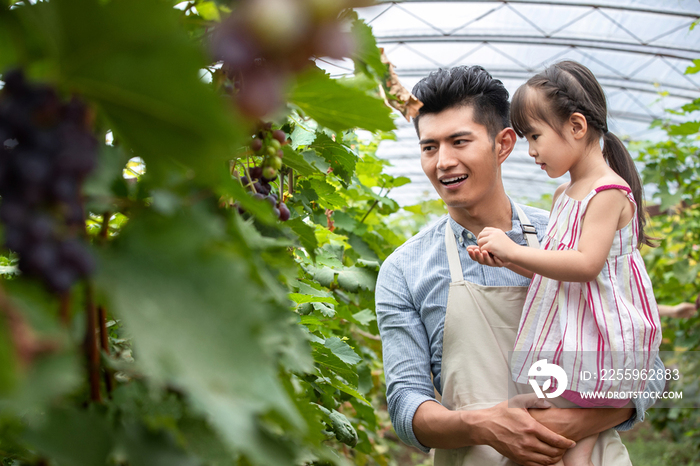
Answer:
[412,66,510,140]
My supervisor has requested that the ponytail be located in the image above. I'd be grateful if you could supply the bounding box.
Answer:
[602,131,652,247]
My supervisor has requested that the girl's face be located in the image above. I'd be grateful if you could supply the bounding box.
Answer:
[523,119,576,179]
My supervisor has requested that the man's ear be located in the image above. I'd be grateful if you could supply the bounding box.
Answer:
[569,112,588,140]
[495,127,517,164]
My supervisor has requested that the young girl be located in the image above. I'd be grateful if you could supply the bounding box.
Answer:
[467,60,661,466]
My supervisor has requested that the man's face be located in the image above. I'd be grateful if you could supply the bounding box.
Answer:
[418,105,502,211]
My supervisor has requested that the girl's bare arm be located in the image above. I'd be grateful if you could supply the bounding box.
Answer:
[478,189,630,282]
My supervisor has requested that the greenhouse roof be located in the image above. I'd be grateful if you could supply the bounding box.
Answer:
[336,0,700,206]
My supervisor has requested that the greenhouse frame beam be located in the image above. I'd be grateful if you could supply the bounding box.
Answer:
[381,0,700,19]
[374,35,700,61]
[393,68,699,98]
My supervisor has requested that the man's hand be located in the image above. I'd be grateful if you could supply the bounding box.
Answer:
[476,227,517,261]
[479,395,575,466]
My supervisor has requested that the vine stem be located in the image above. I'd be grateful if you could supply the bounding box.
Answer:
[278,171,284,207]
[98,305,114,397]
[99,212,110,241]
[243,155,257,194]
[360,186,390,224]
[84,282,102,403]
[59,292,70,327]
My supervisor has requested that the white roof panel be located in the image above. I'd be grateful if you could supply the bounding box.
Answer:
[349,1,700,205]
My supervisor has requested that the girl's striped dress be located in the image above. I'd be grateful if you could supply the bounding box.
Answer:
[510,185,661,395]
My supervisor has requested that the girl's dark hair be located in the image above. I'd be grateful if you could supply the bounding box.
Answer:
[510,60,652,247]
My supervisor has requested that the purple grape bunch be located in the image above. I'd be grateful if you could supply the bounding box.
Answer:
[211,0,368,118]
[0,69,97,293]
[238,125,290,221]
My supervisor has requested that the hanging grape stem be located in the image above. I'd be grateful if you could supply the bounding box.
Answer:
[243,155,257,193]
[59,292,71,327]
[278,171,284,207]
[99,212,111,242]
[84,282,102,402]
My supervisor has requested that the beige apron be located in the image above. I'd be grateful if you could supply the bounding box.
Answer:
[434,208,632,466]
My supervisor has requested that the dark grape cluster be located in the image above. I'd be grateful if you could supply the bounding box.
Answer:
[211,0,370,118]
[238,124,290,221]
[0,69,97,293]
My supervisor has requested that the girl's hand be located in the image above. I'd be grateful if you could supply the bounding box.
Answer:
[467,245,508,268]
[477,227,516,261]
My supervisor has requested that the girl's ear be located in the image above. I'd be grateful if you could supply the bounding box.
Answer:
[569,112,588,140]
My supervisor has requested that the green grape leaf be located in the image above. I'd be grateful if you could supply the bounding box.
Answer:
[350,15,387,79]
[336,266,376,293]
[289,66,395,134]
[119,422,199,466]
[281,145,320,176]
[290,123,317,148]
[685,58,700,75]
[23,408,113,466]
[83,144,131,213]
[667,121,700,136]
[194,1,220,21]
[310,133,358,185]
[16,0,240,184]
[327,409,358,447]
[97,207,304,466]
[324,337,361,365]
[307,178,345,209]
[289,293,337,305]
[313,302,336,318]
[351,309,376,326]
[306,265,336,287]
[326,374,369,405]
[287,217,318,259]
[311,343,358,386]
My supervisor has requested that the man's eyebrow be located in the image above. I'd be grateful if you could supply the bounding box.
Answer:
[449,131,473,139]
[419,131,473,145]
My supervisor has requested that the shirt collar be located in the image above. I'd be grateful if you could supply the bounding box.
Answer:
[447,197,525,241]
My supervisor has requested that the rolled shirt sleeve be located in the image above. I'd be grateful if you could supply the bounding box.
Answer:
[614,354,665,431]
[376,255,437,453]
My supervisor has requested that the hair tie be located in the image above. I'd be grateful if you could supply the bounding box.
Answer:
[602,126,609,134]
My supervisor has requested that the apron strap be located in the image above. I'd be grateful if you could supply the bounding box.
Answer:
[513,204,540,249]
[444,222,464,283]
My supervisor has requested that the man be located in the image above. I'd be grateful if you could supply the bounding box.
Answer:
[375,66,665,465]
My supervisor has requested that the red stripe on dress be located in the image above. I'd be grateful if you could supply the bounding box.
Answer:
[630,261,654,351]
[630,260,658,351]
[550,197,569,238]
[567,202,581,249]
[606,263,629,353]
[516,274,544,342]
[590,283,614,392]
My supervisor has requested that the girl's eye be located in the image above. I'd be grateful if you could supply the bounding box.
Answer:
[531,135,539,141]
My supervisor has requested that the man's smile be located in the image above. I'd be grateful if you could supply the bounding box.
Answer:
[439,174,468,186]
